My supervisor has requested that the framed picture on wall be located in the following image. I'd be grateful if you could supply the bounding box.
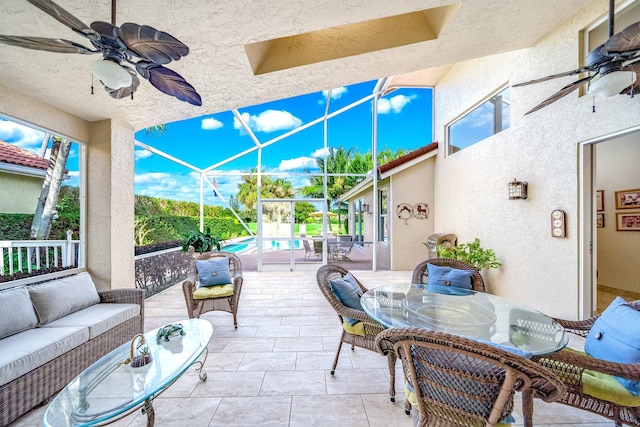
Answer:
[596,190,604,212]
[616,211,640,231]
[596,213,604,228]
[615,188,640,209]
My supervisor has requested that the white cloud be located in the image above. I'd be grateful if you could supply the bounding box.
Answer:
[0,120,45,151]
[201,117,224,130]
[134,149,153,160]
[279,156,316,171]
[322,86,348,100]
[377,94,417,114]
[233,110,302,133]
[311,147,330,158]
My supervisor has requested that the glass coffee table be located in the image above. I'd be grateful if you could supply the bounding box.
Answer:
[361,284,568,357]
[43,318,213,427]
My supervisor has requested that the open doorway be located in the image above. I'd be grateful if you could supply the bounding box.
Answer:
[581,127,640,317]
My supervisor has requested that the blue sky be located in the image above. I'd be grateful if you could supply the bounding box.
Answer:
[1,79,433,205]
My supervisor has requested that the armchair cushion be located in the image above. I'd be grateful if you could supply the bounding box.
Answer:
[585,296,640,395]
[193,284,234,299]
[196,257,232,287]
[330,278,363,326]
[342,320,364,336]
[583,368,640,407]
[426,264,474,289]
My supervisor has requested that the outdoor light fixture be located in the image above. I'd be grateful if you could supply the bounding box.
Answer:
[588,70,637,98]
[90,59,132,89]
[508,179,528,200]
[362,203,370,214]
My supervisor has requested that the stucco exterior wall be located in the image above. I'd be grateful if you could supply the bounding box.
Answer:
[432,2,640,319]
[0,172,43,214]
[390,157,435,270]
[596,135,640,294]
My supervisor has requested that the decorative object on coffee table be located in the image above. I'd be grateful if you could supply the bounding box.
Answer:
[123,334,152,368]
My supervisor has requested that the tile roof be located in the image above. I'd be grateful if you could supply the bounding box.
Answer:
[377,142,438,174]
[0,140,48,171]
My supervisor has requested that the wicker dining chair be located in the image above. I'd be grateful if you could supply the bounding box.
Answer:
[182,251,243,328]
[376,327,565,427]
[316,264,396,402]
[411,259,485,292]
[524,300,640,427]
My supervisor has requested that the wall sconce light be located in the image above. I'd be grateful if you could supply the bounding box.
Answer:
[508,179,528,200]
[362,203,370,214]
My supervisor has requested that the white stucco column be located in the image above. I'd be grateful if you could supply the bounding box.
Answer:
[87,120,135,290]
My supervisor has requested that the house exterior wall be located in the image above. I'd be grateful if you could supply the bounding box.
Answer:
[432,2,640,319]
[390,157,435,270]
[0,172,42,214]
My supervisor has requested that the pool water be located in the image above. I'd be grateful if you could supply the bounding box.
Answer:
[222,238,301,253]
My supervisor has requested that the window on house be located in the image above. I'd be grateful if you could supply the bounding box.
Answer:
[354,198,364,243]
[379,188,388,242]
[583,1,640,93]
[446,87,510,155]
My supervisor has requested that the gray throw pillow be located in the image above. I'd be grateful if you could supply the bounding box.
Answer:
[0,286,38,339]
[29,272,100,325]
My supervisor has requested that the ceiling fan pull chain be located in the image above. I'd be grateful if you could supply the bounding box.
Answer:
[592,96,596,113]
[91,74,94,95]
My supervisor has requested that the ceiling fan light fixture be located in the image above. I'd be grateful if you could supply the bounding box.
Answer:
[588,70,637,98]
[90,59,132,89]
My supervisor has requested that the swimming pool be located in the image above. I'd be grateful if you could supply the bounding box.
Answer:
[222,237,301,253]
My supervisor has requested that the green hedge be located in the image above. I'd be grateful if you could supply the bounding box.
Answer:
[137,215,248,243]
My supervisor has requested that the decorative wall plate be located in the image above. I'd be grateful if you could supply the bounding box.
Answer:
[413,203,429,219]
[396,203,412,220]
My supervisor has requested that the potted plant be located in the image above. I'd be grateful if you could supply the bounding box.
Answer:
[181,226,221,253]
[436,238,501,270]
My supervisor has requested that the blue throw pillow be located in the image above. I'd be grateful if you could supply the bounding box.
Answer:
[343,272,358,288]
[196,257,232,287]
[330,277,363,326]
[426,263,475,289]
[585,296,640,395]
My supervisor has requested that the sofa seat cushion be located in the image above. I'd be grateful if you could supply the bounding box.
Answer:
[0,326,88,387]
[43,303,140,339]
[28,272,101,325]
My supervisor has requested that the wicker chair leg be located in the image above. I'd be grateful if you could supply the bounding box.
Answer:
[404,400,411,415]
[387,353,396,402]
[521,389,534,427]
[331,340,344,375]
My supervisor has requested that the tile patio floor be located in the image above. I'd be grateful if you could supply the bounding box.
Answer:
[12,270,615,426]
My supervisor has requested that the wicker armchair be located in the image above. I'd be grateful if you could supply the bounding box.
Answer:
[524,300,640,426]
[376,328,564,427]
[182,251,243,328]
[316,264,396,402]
[411,259,485,292]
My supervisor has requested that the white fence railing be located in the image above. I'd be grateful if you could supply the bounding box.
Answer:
[0,230,80,276]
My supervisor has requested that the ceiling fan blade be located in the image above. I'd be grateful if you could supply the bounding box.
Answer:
[27,0,97,40]
[0,35,94,54]
[118,23,189,65]
[136,62,201,106]
[512,66,592,87]
[524,74,595,115]
[105,69,140,99]
[603,21,640,55]
[90,21,120,46]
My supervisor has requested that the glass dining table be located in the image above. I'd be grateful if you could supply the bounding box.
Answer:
[360,283,568,357]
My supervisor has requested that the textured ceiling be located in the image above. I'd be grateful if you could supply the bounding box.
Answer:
[0,0,592,131]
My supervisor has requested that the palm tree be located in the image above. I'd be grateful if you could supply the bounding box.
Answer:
[302,147,354,232]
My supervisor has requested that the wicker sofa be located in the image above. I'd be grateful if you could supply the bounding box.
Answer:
[0,272,144,426]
